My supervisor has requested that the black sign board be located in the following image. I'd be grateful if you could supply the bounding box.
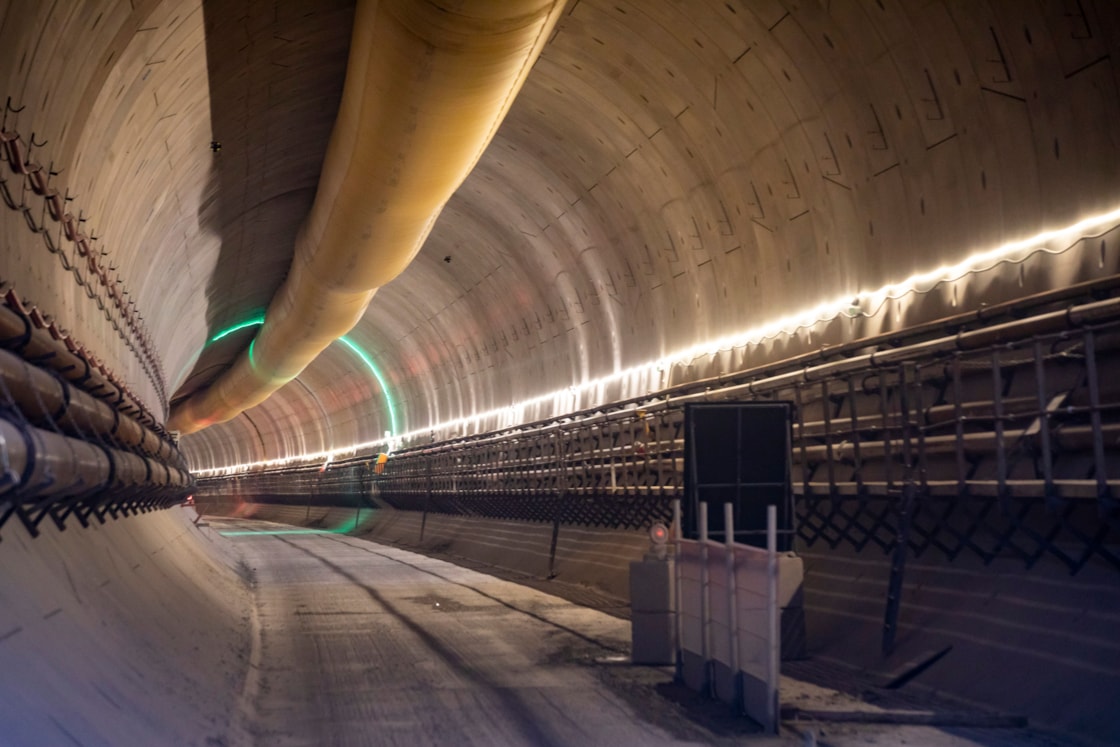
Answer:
[683,402,793,550]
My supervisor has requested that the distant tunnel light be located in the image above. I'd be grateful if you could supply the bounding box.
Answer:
[195,206,1120,477]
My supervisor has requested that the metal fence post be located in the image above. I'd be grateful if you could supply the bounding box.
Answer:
[548,433,565,578]
[766,503,779,735]
[724,501,740,708]
[1032,339,1057,508]
[420,452,432,541]
[672,498,683,680]
[1084,329,1110,508]
[991,348,1009,513]
[699,501,711,695]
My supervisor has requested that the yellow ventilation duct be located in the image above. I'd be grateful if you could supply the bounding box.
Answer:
[169,0,566,434]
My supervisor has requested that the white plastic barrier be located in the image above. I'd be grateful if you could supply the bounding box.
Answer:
[674,501,779,733]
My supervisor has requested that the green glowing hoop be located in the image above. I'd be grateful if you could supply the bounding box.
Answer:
[206,320,397,437]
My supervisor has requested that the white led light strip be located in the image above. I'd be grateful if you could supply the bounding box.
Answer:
[196,207,1120,477]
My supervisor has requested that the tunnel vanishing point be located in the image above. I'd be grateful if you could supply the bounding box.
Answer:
[1,1,1119,744]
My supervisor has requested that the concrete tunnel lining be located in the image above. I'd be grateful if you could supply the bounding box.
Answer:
[2,1,1118,465]
[1,0,1120,744]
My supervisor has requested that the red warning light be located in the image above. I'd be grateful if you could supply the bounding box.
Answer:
[649,523,669,544]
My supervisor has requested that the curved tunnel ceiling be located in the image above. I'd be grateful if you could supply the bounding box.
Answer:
[1,1,1119,472]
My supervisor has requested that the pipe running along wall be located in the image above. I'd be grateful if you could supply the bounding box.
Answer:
[0,342,193,533]
[168,0,567,435]
[0,347,182,467]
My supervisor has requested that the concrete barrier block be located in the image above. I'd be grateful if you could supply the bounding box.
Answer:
[631,610,676,665]
[629,556,675,613]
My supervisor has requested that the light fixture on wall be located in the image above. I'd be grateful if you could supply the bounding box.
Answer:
[196,206,1120,477]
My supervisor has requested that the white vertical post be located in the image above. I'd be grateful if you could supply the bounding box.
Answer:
[766,504,779,734]
[672,498,682,676]
[699,501,710,693]
[724,501,739,703]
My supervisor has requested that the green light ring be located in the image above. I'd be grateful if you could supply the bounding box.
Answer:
[204,320,398,438]
[209,316,266,343]
[338,335,399,437]
[220,507,368,536]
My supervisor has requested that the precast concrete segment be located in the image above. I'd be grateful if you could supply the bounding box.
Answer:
[168,0,568,435]
[220,517,712,747]
[4,1,1120,465]
[800,548,1120,743]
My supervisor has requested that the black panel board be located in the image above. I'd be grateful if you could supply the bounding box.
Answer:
[683,402,793,550]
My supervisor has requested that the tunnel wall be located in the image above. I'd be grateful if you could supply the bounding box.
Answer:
[800,545,1120,742]
[0,508,253,746]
